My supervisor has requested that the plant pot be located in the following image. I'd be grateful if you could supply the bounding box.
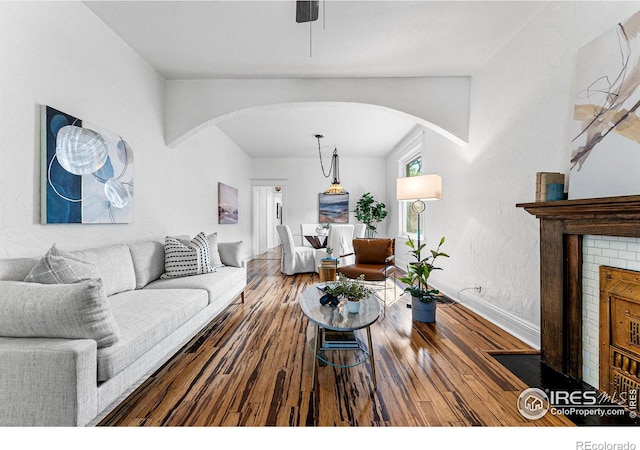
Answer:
[412,296,436,323]
[346,299,360,313]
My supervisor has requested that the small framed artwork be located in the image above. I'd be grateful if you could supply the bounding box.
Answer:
[319,193,349,223]
[218,182,238,224]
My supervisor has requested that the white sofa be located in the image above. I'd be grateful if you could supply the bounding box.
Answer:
[0,237,246,427]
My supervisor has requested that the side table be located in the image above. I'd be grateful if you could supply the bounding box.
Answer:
[318,258,338,282]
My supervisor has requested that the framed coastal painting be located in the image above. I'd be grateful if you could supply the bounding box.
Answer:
[568,10,640,199]
[218,182,239,224]
[319,193,349,223]
[41,105,134,224]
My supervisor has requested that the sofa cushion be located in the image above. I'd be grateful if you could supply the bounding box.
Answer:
[0,257,39,281]
[24,244,100,284]
[0,279,119,348]
[162,232,215,279]
[128,240,165,289]
[69,244,136,296]
[218,241,243,267]
[96,288,208,381]
[144,266,246,305]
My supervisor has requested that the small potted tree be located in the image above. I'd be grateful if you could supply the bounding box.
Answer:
[398,236,449,323]
[353,192,388,238]
[325,274,375,313]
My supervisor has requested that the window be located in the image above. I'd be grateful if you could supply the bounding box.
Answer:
[402,154,422,236]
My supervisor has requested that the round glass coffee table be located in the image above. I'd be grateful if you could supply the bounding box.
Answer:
[299,284,381,392]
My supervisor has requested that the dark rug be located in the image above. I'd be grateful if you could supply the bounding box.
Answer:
[492,353,639,426]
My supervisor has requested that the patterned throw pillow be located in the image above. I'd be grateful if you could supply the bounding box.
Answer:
[24,244,100,284]
[161,232,216,279]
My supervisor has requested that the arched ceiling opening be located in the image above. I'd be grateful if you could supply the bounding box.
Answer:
[215,102,456,158]
[165,77,471,150]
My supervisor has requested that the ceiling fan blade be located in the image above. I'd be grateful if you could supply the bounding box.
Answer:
[296,1,319,23]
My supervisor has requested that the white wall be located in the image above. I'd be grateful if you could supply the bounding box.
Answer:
[401,1,640,348]
[0,2,252,259]
[252,156,387,249]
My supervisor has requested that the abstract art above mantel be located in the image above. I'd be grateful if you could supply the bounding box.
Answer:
[568,9,640,200]
[41,105,134,224]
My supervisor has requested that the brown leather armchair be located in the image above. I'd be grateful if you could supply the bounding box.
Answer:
[338,238,397,317]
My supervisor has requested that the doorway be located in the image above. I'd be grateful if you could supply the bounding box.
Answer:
[252,180,286,258]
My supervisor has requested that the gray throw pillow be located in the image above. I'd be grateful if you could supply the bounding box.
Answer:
[0,278,120,348]
[128,240,165,288]
[218,241,243,267]
[24,244,100,284]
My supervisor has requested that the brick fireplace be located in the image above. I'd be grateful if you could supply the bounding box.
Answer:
[517,195,640,389]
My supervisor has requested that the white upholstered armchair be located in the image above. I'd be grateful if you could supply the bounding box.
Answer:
[276,225,316,275]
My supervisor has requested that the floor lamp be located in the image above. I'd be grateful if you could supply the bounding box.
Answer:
[396,174,442,260]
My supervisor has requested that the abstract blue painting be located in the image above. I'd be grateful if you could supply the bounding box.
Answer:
[41,105,134,224]
[319,193,349,223]
[42,106,82,223]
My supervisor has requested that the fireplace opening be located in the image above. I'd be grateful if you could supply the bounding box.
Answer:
[599,266,640,413]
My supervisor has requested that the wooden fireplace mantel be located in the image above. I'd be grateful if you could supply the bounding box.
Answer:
[517,195,640,380]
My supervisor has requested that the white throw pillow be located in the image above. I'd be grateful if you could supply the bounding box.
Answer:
[0,278,120,348]
[207,232,223,268]
[218,241,243,268]
[161,232,216,279]
[24,244,100,284]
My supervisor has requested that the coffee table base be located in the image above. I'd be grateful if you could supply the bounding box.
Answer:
[310,323,377,393]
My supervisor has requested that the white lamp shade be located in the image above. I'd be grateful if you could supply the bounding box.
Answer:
[396,174,442,201]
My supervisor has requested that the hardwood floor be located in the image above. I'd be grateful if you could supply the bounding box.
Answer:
[98,247,573,427]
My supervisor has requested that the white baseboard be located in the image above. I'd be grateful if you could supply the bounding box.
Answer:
[432,279,541,349]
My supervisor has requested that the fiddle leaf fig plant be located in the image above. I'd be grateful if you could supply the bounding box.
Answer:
[398,236,449,303]
[353,192,388,238]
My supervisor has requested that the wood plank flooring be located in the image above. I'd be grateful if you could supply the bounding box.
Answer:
[98,247,573,427]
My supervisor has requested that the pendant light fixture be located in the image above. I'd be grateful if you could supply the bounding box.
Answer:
[316,134,346,195]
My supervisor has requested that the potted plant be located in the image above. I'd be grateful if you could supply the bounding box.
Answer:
[398,236,449,323]
[325,274,376,313]
[353,192,388,238]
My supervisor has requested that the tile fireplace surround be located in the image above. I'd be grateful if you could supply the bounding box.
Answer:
[517,195,640,387]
